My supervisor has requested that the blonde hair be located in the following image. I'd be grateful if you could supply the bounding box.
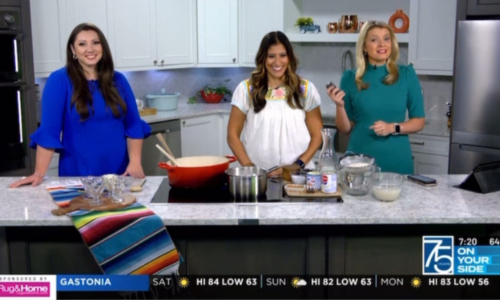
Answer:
[355,21,400,91]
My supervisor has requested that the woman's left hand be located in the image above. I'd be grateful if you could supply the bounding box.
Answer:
[369,121,393,136]
[122,162,145,178]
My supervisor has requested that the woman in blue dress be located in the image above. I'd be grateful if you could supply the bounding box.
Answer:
[10,23,151,187]
[327,21,425,174]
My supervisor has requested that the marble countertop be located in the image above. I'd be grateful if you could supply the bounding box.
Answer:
[2,175,499,226]
[141,102,231,124]
[142,103,450,138]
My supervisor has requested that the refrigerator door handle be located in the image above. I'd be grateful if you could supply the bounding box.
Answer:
[460,144,500,157]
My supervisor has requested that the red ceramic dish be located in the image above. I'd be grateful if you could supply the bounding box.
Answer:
[158,155,237,188]
[201,91,224,103]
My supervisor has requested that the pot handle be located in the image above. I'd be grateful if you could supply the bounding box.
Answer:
[158,162,177,171]
[225,155,237,163]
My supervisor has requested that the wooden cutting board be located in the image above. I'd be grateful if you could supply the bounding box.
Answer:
[139,107,157,116]
[285,184,342,198]
[51,194,136,216]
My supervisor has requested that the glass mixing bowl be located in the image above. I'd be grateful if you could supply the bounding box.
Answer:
[372,172,404,201]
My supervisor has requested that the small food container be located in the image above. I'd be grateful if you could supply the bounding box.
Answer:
[285,184,306,192]
[372,172,404,202]
[145,90,180,111]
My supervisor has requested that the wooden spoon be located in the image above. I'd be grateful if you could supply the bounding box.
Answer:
[155,133,175,159]
[155,144,182,166]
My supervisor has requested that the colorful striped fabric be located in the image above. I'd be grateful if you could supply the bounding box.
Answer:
[47,184,180,275]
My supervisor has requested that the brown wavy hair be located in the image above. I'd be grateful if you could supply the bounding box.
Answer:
[355,20,400,91]
[66,23,126,121]
[250,31,303,113]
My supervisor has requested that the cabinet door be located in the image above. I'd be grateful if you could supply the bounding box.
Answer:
[221,113,240,167]
[30,0,66,76]
[197,0,238,64]
[413,152,449,174]
[238,0,284,66]
[108,0,157,68]
[181,115,222,157]
[156,0,196,66]
[467,0,500,15]
[408,0,457,75]
[58,0,111,51]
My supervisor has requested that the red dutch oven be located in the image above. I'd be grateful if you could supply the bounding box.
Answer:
[158,155,237,188]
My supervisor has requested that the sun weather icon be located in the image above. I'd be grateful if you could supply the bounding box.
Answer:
[179,277,190,288]
[291,277,307,288]
[411,277,422,288]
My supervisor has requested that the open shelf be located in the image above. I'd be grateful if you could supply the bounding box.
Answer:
[287,32,409,43]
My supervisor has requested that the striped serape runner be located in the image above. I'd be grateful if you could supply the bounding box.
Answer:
[47,182,180,275]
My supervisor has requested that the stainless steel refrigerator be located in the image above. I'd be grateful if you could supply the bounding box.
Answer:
[449,20,500,174]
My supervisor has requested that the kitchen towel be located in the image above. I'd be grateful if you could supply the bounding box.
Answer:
[47,181,180,275]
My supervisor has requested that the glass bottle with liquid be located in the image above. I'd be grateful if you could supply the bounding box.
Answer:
[319,128,338,193]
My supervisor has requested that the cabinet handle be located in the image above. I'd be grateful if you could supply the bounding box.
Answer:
[161,60,164,65]
[410,141,425,145]
[233,58,236,63]
[182,121,186,127]
[154,60,157,65]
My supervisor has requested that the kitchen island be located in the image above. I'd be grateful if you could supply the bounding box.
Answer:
[2,175,498,298]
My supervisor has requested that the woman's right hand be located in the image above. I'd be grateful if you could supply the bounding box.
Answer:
[9,173,44,188]
[327,85,346,107]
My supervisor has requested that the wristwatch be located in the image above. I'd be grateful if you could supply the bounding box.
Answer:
[393,123,401,135]
[295,158,306,169]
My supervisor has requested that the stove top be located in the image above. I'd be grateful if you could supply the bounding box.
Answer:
[150,178,343,204]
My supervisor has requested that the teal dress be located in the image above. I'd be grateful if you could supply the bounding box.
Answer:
[340,64,425,174]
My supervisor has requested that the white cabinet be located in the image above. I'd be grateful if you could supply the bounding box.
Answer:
[30,0,66,76]
[408,0,457,75]
[238,0,284,66]
[30,0,111,77]
[197,0,238,65]
[180,115,222,157]
[101,0,197,70]
[410,134,450,174]
[221,114,232,156]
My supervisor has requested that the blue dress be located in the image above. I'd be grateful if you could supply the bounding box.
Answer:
[340,64,425,174]
[31,68,151,176]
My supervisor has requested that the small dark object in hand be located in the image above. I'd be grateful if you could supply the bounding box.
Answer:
[326,82,336,89]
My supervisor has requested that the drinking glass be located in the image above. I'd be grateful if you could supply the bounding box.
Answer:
[80,177,92,199]
[102,174,126,203]
[81,176,104,206]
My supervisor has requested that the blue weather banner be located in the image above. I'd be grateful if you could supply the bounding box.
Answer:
[50,274,500,299]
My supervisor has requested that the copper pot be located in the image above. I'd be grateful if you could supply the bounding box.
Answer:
[339,15,358,33]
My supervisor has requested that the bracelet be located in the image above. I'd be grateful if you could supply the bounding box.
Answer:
[295,158,306,169]
[34,172,44,178]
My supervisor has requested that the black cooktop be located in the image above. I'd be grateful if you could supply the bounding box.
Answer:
[150,178,343,204]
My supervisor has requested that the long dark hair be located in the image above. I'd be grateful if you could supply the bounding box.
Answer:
[66,23,126,120]
[250,31,303,113]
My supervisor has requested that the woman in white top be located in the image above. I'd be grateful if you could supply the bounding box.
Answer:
[227,31,323,177]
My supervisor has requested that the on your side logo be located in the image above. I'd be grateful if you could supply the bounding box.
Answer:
[423,236,454,275]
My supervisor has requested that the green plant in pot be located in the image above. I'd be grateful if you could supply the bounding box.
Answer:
[295,17,321,34]
[199,79,232,104]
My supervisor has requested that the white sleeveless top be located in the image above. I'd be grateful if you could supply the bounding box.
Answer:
[231,79,321,170]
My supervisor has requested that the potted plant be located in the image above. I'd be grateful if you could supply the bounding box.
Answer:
[199,79,232,104]
[295,17,321,34]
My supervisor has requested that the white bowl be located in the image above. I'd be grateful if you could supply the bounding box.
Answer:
[291,174,306,185]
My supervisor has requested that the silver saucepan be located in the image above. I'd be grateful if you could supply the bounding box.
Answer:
[225,165,286,201]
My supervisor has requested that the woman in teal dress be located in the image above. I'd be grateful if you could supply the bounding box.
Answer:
[327,21,425,174]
